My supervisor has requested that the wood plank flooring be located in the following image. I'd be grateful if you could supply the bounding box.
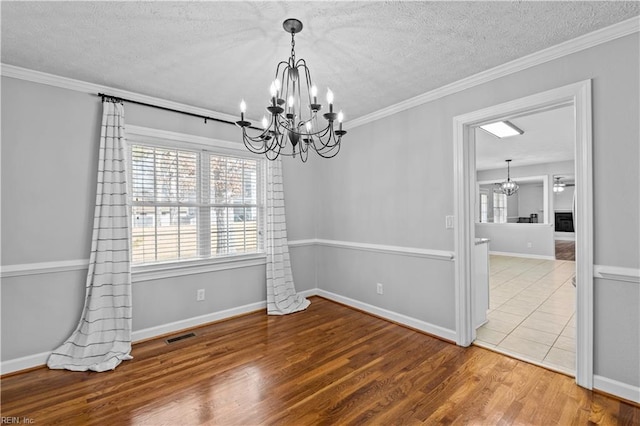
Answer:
[2,296,637,425]
[555,240,576,261]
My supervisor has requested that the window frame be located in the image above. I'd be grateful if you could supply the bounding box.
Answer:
[479,191,488,223]
[493,191,507,224]
[126,125,267,282]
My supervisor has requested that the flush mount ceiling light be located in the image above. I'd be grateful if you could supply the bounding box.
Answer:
[553,176,566,193]
[480,120,524,138]
[500,159,519,196]
[236,18,346,162]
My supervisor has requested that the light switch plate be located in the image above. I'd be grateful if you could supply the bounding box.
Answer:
[446,215,454,229]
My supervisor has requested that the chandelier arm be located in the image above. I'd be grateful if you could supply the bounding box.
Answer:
[314,138,341,158]
[315,124,332,139]
[314,131,340,153]
[275,60,290,75]
[298,61,316,121]
[297,71,303,121]
[277,66,288,100]
[242,135,272,155]
[241,127,274,146]
[243,134,278,155]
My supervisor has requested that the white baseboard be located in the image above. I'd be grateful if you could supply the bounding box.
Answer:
[554,233,576,241]
[0,351,52,376]
[298,288,319,299]
[131,300,267,342]
[594,375,640,404]
[315,289,457,342]
[489,251,556,261]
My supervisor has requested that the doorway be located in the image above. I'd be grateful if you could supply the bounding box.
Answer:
[452,81,594,389]
[473,106,577,375]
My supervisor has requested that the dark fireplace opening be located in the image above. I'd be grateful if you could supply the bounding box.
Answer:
[555,212,574,232]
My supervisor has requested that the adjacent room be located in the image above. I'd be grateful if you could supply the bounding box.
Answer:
[472,106,578,374]
[2,2,639,424]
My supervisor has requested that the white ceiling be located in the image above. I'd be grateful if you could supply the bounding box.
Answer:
[475,104,575,171]
[2,1,638,123]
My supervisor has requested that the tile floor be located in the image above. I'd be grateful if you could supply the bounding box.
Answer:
[474,255,576,375]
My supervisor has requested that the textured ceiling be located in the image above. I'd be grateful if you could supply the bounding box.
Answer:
[2,1,639,122]
[475,105,575,171]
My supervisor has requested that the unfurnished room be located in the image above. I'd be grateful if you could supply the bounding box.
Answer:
[1,2,639,424]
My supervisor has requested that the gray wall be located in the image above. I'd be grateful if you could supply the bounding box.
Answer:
[309,33,639,388]
[517,183,543,219]
[554,186,575,211]
[476,223,555,257]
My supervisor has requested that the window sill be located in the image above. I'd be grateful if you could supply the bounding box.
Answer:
[132,253,267,282]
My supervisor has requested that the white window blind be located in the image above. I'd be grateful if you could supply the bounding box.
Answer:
[130,144,263,265]
[480,192,488,223]
[493,192,507,224]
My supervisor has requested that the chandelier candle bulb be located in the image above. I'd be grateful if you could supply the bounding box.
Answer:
[240,100,246,121]
[327,89,334,112]
[338,110,344,131]
[270,82,277,106]
[311,85,318,104]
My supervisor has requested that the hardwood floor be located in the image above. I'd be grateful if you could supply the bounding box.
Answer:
[2,297,637,425]
[555,240,576,261]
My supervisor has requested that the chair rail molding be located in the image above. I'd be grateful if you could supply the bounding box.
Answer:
[1,259,89,278]
[593,265,640,284]
[288,238,454,261]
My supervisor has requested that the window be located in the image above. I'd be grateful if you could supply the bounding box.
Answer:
[493,192,507,224]
[130,144,263,265]
[479,192,488,223]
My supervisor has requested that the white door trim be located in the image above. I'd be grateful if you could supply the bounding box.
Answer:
[453,80,593,389]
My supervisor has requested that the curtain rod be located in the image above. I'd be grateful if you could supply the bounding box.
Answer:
[97,93,262,130]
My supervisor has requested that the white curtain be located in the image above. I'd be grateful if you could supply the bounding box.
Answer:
[266,158,310,315]
[48,99,133,372]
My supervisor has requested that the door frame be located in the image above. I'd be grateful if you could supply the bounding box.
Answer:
[452,80,593,388]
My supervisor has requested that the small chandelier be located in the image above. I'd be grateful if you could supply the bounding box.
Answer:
[500,159,519,196]
[553,176,566,193]
[236,18,346,162]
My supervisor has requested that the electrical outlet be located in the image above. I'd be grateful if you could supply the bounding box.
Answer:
[376,283,383,295]
[196,289,205,301]
[527,242,532,248]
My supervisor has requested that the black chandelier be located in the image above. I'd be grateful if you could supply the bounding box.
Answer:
[500,159,519,196]
[236,18,346,162]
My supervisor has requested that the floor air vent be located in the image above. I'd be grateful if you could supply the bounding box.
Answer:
[165,332,196,344]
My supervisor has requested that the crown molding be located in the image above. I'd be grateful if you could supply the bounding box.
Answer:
[0,64,240,125]
[347,16,640,129]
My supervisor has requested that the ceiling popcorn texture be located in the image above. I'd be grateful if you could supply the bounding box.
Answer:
[2,1,639,121]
